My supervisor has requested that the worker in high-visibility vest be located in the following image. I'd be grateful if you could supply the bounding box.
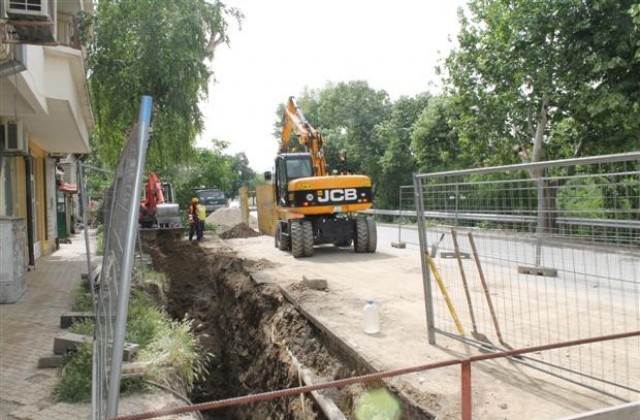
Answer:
[187,197,206,241]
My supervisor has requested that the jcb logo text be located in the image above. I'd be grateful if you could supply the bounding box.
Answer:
[317,188,358,203]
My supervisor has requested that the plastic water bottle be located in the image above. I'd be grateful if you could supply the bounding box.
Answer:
[363,300,380,334]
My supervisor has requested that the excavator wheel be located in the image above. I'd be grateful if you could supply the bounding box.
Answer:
[291,221,305,258]
[278,225,290,251]
[354,219,368,253]
[301,220,314,257]
[366,218,377,253]
[291,220,313,258]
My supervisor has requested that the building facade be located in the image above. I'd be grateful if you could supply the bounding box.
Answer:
[1,0,94,275]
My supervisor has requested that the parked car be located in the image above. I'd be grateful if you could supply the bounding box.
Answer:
[195,188,227,215]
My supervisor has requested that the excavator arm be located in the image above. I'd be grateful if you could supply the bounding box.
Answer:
[280,96,328,176]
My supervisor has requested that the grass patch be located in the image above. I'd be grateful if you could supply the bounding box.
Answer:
[53,342,93,403]
[95,225,105,254]
[54,275,209,402]
[204,222,217,233]
[71,281,93,312]
[138,317,211,390]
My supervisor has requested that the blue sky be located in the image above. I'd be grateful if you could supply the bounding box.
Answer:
[198,0,466,172]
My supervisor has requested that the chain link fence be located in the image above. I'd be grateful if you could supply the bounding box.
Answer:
[413,152,639,400]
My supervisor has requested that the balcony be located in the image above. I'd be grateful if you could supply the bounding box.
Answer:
[0,8,93,154]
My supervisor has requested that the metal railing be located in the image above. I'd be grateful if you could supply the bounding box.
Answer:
[108,330,640,420]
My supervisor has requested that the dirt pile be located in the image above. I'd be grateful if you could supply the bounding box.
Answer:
[219,223,261,239]
[205,207,258,234]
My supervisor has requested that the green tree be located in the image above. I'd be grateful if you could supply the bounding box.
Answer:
[174,140,236,207]
[376,93,431,209]
[316,81,392,178]
[229,152,256,197]
[85,0,242,170]
[444,0,639,171]
[411,95,467,173]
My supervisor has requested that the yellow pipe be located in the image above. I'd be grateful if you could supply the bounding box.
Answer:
[425,253,465,336]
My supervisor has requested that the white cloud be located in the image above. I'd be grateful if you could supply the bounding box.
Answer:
[198,0,464,172]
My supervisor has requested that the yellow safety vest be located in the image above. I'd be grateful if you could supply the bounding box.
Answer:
[197,204,206,221]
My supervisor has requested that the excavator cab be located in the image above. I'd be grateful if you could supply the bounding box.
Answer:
[274,153,313,207]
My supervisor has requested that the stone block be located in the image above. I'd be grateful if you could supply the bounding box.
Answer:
[37,355,64,369]
[517,266,558,277]
[60,311,95,329]
[54,332,138,360]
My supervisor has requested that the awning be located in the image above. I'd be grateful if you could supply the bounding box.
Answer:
[58,182,78,194]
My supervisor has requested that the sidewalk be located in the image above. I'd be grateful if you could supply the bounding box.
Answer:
[0,231,193,420]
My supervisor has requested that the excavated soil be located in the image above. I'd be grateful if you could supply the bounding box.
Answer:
[145,239,356,419]
[218,223,261,239]
[144,225,432,419]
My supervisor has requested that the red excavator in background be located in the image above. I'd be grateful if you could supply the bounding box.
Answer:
[138,172,183,242]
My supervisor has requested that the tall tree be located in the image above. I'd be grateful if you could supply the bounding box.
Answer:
[376,93,431,209]
[229,152,256,197]
[316,81,392,179]
[411,95,466,173]
[173,139,236,206]
[444,0,639,171]
[85,0,241,171]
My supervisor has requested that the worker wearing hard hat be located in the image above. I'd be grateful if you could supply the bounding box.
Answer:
[187,197,206,241]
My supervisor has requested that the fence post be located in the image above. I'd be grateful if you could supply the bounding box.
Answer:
[535,176,544,267]
[461,360,472,420]
[239,186,249,225]
[414,175,436,345]
[391,185,406,249]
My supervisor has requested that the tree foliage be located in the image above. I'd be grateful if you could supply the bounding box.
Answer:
[375,94,431,208]
[411,95,466,173]
[85,0,242,171]
[443,0,640,168]
[172,140,237,207]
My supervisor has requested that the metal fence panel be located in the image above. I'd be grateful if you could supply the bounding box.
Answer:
[91,96,153,419]
[413,152,639,400]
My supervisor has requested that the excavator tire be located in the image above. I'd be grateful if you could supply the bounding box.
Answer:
[291,221,305,258]
[301,220,314,257]
[366,218,377,253]
[278,227,290,251]
[354,219,368,253]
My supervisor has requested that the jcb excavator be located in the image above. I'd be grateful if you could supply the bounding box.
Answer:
[267,96,377,257]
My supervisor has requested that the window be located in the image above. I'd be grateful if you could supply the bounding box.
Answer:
[0,156,17,217]
[286,158,312,180]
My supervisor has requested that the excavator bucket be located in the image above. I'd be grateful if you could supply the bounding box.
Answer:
[139,226,184,249]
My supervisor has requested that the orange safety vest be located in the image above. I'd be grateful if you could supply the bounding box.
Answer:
[187,204,199,224]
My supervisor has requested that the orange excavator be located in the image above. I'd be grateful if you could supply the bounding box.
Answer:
[267,96,377,257]
[139,172,182,229]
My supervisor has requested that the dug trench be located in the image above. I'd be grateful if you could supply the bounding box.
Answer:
[144,237,435,419]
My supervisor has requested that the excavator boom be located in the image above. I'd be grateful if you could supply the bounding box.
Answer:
[281,97,327,176]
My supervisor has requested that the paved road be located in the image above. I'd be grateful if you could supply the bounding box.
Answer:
[379,223,639,294]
